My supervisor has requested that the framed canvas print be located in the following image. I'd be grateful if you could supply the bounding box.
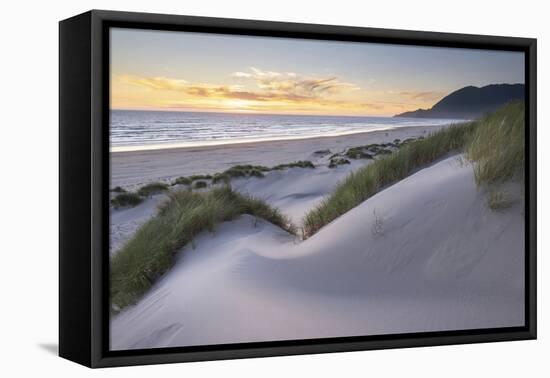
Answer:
[59,10,537,368]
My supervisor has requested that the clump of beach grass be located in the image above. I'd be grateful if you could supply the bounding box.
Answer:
[209,161,314,184]
[328,157,351,168]
[344,142,398,159]
[465,102,525,210]
[137,182,169,197]
[272,160,315,170]
[303,122,476,238]
[111,192,143,209]
[224,164,268,179]
[172,174,214,186]
[212,172,231,184]
[487,189,515,210]
[466,102,525,186]
[193,180,208,189]
[188,174,213,181]
[110,186,296,311]
[345,149,373,159]
[110,186,126,193]
[171,176,192,186]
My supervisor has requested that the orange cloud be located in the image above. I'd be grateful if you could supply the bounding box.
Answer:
[398,90,445,101]
[119,69,361,106]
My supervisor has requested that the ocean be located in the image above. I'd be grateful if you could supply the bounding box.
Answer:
[110,110,459,152]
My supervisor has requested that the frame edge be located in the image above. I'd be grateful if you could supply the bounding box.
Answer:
[59,11,94,368]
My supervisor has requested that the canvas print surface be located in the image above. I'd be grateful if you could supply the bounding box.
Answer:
[109,28,526,350]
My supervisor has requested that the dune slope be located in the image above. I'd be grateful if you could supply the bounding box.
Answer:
[111,155,524,350]
[231,159,370,224]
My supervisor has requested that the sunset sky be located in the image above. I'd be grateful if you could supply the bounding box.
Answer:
[110,28,524,117]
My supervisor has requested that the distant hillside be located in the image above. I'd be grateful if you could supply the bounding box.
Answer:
[394,84,525,119]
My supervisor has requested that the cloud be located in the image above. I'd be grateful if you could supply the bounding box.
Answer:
[231,72,253,78]
[119,74,313,103]
[120,68,361,106]
[398,90,445,101]
[235,67,360,98]
[124,76,189,90]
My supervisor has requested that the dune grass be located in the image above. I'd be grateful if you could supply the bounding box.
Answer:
[466,102,525,186]
[189,174,213,181]
[110,186,296,311]
[487,190,515,210]
[272,160,315,170]
[303,122,476,238]
[224,164,268,179]
[172,175,213,186]
[171,176,192,186]
[328,157,351,168]
[137,182,169,197]
[193,180,208,189]
[111,192,143,209]
[211,165,267,183]
[210,162,314,183]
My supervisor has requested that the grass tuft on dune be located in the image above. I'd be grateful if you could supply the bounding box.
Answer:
[272,160,315,170]
[111,192,143,209]
[466,101,525,186]
[137,182,169,197]
[110,186,296,311]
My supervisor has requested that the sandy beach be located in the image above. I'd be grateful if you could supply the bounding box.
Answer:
[111,125,445,188]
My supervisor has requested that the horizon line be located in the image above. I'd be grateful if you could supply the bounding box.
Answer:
[110,107,396,118]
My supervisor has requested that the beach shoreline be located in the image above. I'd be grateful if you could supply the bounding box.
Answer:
[111,124,451,188]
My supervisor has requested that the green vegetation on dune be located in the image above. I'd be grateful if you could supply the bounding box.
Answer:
[188,174,213,181]
[487,189,515,210]
[466,102,525,186]
[171,176,192,186]
[328,157,351,168]
[211,162,314,183]
[110,186,296,311]
[223,164,269,179]
[272,160,315,170]
[171,175,212,186]
[137,182,169,197]
[111,192,143,209]
[193,180,208,189]
[303,102,525,238]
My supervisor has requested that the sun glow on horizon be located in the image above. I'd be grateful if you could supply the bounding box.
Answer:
[110,68,445,117]
[110,28,525,117]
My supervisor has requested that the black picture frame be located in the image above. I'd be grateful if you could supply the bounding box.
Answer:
[59,9,537,368]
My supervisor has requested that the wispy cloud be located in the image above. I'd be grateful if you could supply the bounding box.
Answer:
[234,67,360,98]
[119,68,361,107]
[398,90,445,101]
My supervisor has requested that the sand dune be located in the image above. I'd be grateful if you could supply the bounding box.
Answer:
[110,156,524,350]
[232,159,371,224]
[109,157,371,255]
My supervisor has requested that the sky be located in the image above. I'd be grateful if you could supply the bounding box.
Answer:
[110,28,524,117]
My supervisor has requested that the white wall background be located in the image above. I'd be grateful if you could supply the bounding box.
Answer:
[0,0,546,375]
